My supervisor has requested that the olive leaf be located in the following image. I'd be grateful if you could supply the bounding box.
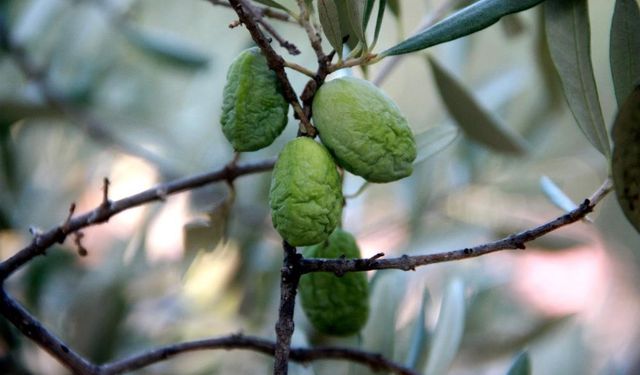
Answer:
[345,0,367,46]
[423,279,466,375]
[611,85,640,233]
[381,0,545,56]
[373,0,387,46]
[405,288,431,370]
[252,0,289,12]
[506,351,532,375]
[545,0,611,158]
[318,0,343,57]
[427,56,528,155]
[610,0,640,106]
[539,176,578,213]
[414,125,459,165]
[387,0,400,19]
[122,26,210,70]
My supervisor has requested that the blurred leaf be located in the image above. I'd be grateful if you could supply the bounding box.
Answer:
[345,0,367,45]
[123,26,210,70]
[183,219,222,254]
[611,85,640,233]
[405,288,430,370]
[534,9,565,111]
[381,0,545,56]
[539,176,578,213]
[252,0,289,11]
[183,196,233,256]
[423,279,465,375]
[318,0,343,57]
[610,0,640,106]
[361,272,407,368]
[506,351,532,375]
[427,56,528,154]
[67,281,129,363]
[364,0,375,30]
[373,0,387,46]
[0,101,61,123]
[501,14,526,38]
[414,125,459,165]
[23,250,77,312]
[545,0,611,158]
[387,0,400,19]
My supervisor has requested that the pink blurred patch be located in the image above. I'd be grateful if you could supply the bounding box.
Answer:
[512,245,608,316]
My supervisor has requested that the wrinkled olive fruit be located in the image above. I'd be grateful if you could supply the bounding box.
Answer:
[312,77,417,183]
[220,47,289,151]
[299,229,369,336]
[612,85,640,233]
[269,138,343,246]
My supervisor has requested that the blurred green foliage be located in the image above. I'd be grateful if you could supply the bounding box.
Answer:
[0,1,638,374]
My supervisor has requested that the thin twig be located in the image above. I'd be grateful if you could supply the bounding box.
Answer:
[295,0,326,64]
[0,289,99,374]
[273,242,302,375]
[0,158,275,281]
[227,0,315,136]
[301,178,614,274]
[206,0,294,22]
[284,60,316,77]
[0,288,417,375]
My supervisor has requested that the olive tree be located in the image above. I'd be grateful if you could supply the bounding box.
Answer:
[0,0,638,374]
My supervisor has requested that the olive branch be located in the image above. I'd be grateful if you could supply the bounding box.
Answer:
[0,0,632,375]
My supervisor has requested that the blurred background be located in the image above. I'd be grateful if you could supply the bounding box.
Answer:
[0,0,638,374]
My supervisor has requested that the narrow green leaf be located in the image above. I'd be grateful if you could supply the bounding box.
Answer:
[428,57,528,154]
[335,1,358,49]
[252,0,289,11]
[373,0,387,45]
[540,176,578,213]
[506,351,532,375]
[381,0,545,56]
[545,0,611,158]
[345,0,367,45]
[423,279,466,375]
[611,85,640,233]
[318,0,343,57]
[123,26,210,70]
[610,0,640,106]
[364,0,376,31]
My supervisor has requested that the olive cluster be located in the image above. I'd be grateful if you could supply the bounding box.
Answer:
[220,48,417,336]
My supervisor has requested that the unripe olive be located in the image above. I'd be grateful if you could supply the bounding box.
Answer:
[312,77,417,183]
[299,229,369,336]
[220,47,289,151]
[269,138,343,246]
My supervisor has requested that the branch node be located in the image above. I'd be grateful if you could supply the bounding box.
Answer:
[156,187,168,201]
[463,248,473,255]
[365,252,385,266]
[400,254,415,271]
